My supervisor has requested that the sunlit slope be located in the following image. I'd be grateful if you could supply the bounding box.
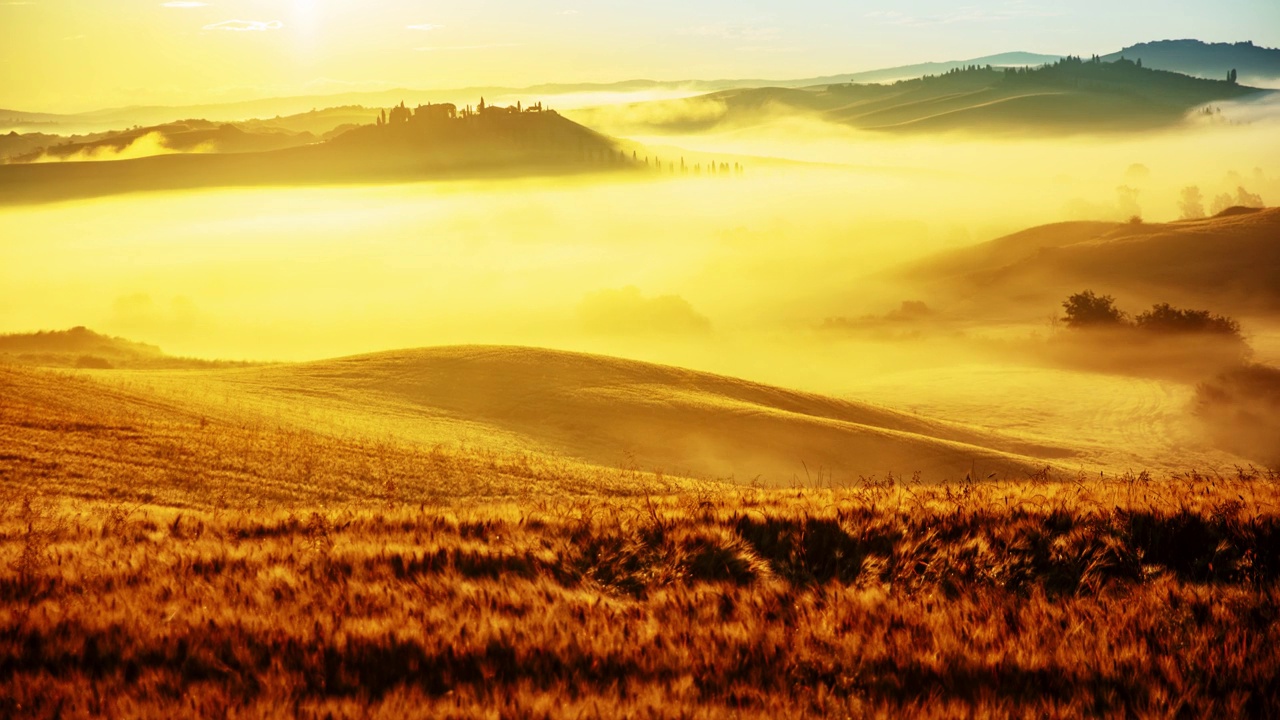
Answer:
[904,207,1280,316]
[192,346,1071,483]
[0,363,692,508]
[571,60,1264,136]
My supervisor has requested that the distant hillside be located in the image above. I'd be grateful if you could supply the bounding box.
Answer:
[572,57,1267,135]
[902,207,1280,317]
[0,107,396,164]
[833,52,1064,86]
[0,53,1064,134]
[0,103,637,205]
[0,327,161,362]
[0,131,61,162]
[1102,40,1280,84]
[2,121,315,164]
[0,327,248,369]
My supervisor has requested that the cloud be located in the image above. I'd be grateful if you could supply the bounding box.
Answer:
[161,1,208,7]
[678,22,779,40]
[414,43,520,52]
[203,19,283,32]
[865,3,1064,26]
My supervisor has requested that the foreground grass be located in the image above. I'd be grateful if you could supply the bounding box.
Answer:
[3,471,1279,719]
[2,364,1279,717]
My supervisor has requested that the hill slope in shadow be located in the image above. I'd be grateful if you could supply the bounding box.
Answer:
[1102,40,1280,84]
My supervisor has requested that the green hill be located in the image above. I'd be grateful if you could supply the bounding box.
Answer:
[1102,40,1280,84]
[573,57,1268,135]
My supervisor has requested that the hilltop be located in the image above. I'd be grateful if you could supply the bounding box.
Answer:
[571,57,1267,135]
[1102,39,1280,84]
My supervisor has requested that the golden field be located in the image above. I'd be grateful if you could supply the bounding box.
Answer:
[3,362,1278,718]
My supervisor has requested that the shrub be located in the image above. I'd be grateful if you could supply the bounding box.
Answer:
[1136,303,1242,338]
[1061,290,1125,328]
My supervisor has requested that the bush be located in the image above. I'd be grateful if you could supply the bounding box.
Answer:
[1061,291,1125,328]
[1136,303,1242,338]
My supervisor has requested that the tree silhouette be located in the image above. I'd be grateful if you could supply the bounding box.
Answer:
[1178,186,1206,220]
[1062,291,1125,328]
[1235,186,1264,208]
[1135,303,1241,338]
[1115,185,1141,221]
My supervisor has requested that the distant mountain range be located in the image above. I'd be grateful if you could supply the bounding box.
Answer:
[1102,40,1280,84]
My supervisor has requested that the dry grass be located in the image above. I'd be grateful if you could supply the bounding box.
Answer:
[2,364,1279,717]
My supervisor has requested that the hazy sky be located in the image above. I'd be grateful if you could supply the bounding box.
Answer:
[2,0,1278,111]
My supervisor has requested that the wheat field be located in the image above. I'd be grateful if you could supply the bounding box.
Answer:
[2,363,1279,717]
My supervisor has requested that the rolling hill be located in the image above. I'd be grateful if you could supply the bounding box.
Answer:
[901,206,1280,316]
[570,57,1267,135]
[1,120,316,164]
[0,106,636,205]
[136,345,1070,484]
[0,107,389,163]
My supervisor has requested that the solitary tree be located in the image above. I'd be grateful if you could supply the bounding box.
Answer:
[1062,291,1126,328]
[1236,186,1265,208]
[1178,186,1206,220]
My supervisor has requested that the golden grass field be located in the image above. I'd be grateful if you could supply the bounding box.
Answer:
[3,358,1279,717]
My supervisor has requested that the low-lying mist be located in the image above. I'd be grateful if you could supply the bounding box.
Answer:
[2,116,1277,470]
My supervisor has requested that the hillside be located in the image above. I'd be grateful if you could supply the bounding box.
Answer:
[571,57,1267,135]
[0,107,393,163]
[148,345,1070,484]
[1,121,315,164]
[0,105,635,205]
[1102,40,1280,84]
[0,327,248,369]
[902,206,1280,316]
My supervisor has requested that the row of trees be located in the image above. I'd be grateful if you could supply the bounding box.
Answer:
[1061,291,1242,338]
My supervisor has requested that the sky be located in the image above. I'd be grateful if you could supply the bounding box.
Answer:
[1,0,1278,112]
